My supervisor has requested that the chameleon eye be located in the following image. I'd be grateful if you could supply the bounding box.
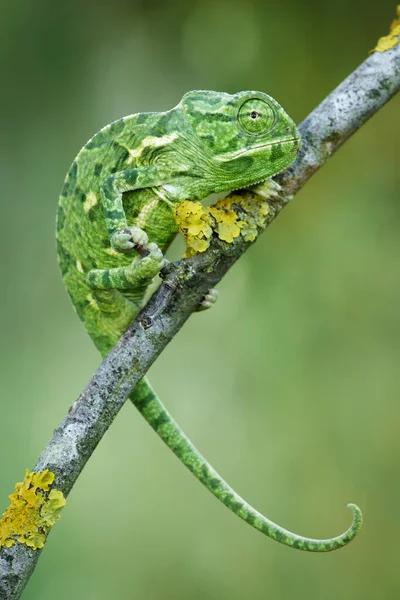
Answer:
[238,99,275,136]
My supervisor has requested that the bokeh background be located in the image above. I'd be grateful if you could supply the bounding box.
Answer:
[1,1,399,598]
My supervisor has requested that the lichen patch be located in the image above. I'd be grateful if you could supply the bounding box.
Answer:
[174,192,271,256]
[371,5,400,53]
[0,470,66,551]
[174,201,213,257]
[209,197,244,243]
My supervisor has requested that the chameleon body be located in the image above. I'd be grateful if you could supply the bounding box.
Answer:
[57,90,361,551]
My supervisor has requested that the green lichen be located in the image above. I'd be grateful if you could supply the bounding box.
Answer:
[233,193,270,241]
[0,470,66,550]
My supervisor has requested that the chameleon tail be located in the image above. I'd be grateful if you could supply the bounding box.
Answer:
[131,378,362,552]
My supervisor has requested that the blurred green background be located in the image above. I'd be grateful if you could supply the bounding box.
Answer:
[1,1,399,598]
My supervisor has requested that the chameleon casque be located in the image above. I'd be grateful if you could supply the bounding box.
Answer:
[57,90,361,551]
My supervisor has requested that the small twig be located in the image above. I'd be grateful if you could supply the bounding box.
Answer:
[0,35,399,600]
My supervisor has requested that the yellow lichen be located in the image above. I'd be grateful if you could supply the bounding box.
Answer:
[174,200,213,257]
[0,469,66,551]
[371,5,400,53]
[208,197,244,243]
[174,192,271,256]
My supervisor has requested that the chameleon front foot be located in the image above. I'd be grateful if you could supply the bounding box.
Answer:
[110,226,149,252]
[86,244,163,291]
[249,178,281,199]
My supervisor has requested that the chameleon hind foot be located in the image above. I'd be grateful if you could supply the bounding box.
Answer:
[196,288,218,311]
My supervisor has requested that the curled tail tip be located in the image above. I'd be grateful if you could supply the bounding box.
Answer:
[134,380,364,553]
[289,503,363,552]
[347,502,363,533]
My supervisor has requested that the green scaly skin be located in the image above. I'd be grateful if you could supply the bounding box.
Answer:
[57,90,362,551]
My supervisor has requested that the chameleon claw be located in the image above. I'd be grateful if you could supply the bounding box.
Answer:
[129,226,149,247]
[111,232,135,251]
[197,288,219,311]
[146,242,163,261]
[111,226,149,252]
[250,178,282,199]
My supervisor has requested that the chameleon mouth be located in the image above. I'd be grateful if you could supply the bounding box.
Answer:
[229,136,300,160]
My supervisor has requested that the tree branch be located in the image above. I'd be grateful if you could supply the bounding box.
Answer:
[1,37,399,599]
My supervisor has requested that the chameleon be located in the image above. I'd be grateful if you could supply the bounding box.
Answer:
[57,90,362,551]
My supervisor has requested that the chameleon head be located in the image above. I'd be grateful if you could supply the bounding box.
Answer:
[180,90,300,193]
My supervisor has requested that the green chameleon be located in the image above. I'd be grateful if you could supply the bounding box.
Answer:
[57,90,362,551]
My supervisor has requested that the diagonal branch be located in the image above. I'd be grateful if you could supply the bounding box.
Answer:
[1,35,399,599]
